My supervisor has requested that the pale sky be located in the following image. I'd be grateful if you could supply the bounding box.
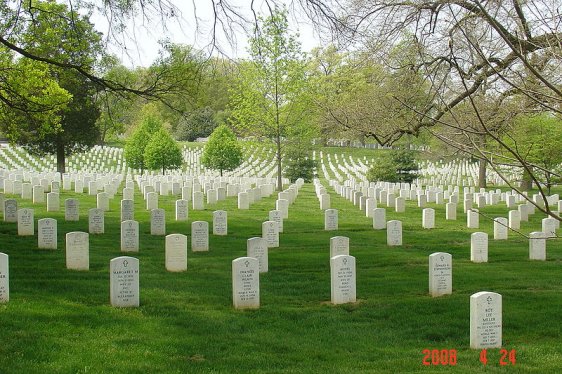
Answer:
[92,0,326,67]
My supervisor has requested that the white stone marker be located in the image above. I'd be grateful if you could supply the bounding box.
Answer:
[65,199,79,221]
[518,204,528,222]
[493,217,508,240]
[269,210,283,233]
[46,192,60,212]
[97,192,110,211]
[4,199,17,222]
[276,199,289,219]
[65,232,89,270]
[17,208,34,236]
[150,209,166,236]
[330,236,350,258]
[192,191,204,210]
[262,221,280,248]
[175,200,188,221]
[324,209,338,231]
[0,252,8,302]
[471,232,488,263]
[446,203,457,220]
[165,234,188,272]
[33,185,45,203]
[110,256,139,307]
[88,208,104,234]
[122,187,134,201]
[395,197,405,213]
[422,208,435,229]
[467,209,479,229]
[238,192,249,210]
[541,218,557,238]
[146,192,158,211]
[191,221,209,251]
[429,252,452,297]
[38,218,57,249]
[21,184,32,200]
[213,210,227,236]
[330,255,356,305]
[366,198,377,218]
[373,208,386,230]
[232,257,260,309]
[247,237,268,273]
[387,220,402,246]
[120,199,134,222]
[529,232,546,260]
[121,220,139,252]
[508,210,520,230]
[74,179,84,193]
[207,189,217,205]
[320,193,330,210]
[470,291,502,349]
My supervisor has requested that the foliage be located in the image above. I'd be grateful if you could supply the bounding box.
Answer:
[124,110,164,172]
[284,156,317,183]
[230,7,312,190]
[175,107,218,141]
[144,128,183,173]
[201,125,243,176]
[367,149,419,183]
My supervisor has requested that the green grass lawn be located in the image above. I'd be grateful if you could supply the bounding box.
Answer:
[0,181,561,373]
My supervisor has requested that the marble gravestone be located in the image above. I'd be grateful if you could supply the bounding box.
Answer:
[471,232,488,263]
[262,221,279,248]
[4,199,17,222]
[191,221,209,251]
[470,291,502,349]
[373,208,386,230]
[529,232,546,261]
[65,199,79,221]
[330,255,356,305]
[192,191,204,210]
[88,208,105,234]
[429,252,452,297]
[38,218,57,250]
[467,209,479,229]
[17,208,34,236]
[213,210,227,236]
[386,220,402,246]
[175,200,188,221]
[146,192,158,211]
[165,234,188,272]
[238,192,249,210]
[446,202,457,220]
[121,220,139,252]
[65,232,89,270]
[110,256,140,307]
[46,192,60,212]
[97,192,109,212]
[0,252,8,303]
[422,208,435,229]
[493,217,508,240]
[330,236,350,258]
[247,237,268,273]
[508,210,520,230]
[232,257,260,309]
[268,210,283,233]
[324,209,338,231]
[120,199,134,222]
[150,209,166,236]
[276,199,289,219]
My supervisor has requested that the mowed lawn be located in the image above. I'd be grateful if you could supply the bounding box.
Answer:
[0,181,561,373]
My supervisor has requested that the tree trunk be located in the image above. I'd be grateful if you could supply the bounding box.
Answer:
[56,140,65,174]
[478,158,487,188]
[220,169,223,177]
[276,137,282,191]
[521,167,533,191]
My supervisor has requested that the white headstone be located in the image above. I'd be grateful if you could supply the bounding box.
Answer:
[508,210,520,230]
[150,209,166,236]
[165,234,188,272]
[191,221,209,251]
[518,204,529,222]
[330,236,350,258]
[175,200,188,221]
[65,232,89,270]
[529,232,546,260]
[262,221,279,248]
[121,220,139,252]
[320,193,330,210]
[471,232,488,263]
[238,192,249,210]
[110,256,139,307]
[32,185,44,203]
[46,192,60,212]
[120,199,134,222]
[192,191,204,210]
[373,208,386,230]
[247,237,268,273]
[97,192,109,211]
[146,192,158,211]
[541,218,557,238]
[493,217,508,240]
[422,208,435,229]
[206,189,217,205]
[268,210,283,233]
[467,209,479,229]
[232,257,260,309]
[276,199,289,219]
[88,208,104,234]
[366,198,377,218]
[65,199,79,221]
[17,208,34,236]
[4,199,17,223]
[446,203,457,220]
[324,209,338,231]
[38,218,57,250]
[330,255,356,304]
[386,220,402,246]
[470,291,502,349]
[122,187,134,201]
[395,197,405,213]
[213,210,227,236]
[0,253,8,303]
[429,252,452,297]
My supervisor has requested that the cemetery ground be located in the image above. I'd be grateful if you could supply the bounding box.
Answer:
[0,175,561,372]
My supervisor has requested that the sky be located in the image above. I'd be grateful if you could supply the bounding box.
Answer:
[92,0,326,67]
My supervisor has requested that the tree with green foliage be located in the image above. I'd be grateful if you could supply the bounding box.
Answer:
[230,8,312,191]
[201,125,243,176]
[367,150,419,183]
[144,128,183,174]
[124,108,163,173]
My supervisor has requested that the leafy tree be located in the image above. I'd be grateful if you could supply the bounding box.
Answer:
[144,128,183,174]
[367,150,419,183]
[175,107,218,141]
[201,125,243,176]
[124,109,163,173]
[230,8,312,191]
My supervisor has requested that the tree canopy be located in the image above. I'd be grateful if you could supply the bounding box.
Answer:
[201,125,243,176]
